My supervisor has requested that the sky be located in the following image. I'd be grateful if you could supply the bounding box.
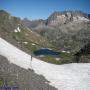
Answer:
[0,0,90,20]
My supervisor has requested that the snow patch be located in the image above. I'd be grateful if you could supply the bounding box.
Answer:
[23,42,28,44]
[31,43,36,46]
[67,51,70,53]
[14,26,21,32]
[62,50,66,53]
[73,16,89,22]
[55,58,60,61]
[0,37,90,90]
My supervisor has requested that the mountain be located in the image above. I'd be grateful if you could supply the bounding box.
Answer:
[0,10,52,54]
[47,11,89,26]
[23,11,90,54]
[23,18,46,29]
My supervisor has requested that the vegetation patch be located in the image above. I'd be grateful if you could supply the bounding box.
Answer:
[39,52,73,64]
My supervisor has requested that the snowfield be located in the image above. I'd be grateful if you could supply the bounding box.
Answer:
[0,37,90,90]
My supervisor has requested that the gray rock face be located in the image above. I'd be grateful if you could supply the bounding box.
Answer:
[0,55,57,90]
[23,11,90,53]
[74,43,90,63]
[47,11,89,26]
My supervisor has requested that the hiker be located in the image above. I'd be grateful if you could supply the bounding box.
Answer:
[28,54,33,71]
[31,54,33,61]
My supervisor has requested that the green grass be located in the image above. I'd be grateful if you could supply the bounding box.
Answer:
[39,52,73,64]
[40,55,61,64]
[60,52,73,64]
[9,31,40,52]
[25,42,39,52]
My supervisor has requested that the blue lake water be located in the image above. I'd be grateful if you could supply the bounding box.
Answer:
[33,48,60,56]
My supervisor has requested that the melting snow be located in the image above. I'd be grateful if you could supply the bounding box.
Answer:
[0,37,90,90]
[31,43,36,45]
[73,16,89,22]
[14,26,21,32]
[62,50,66,53]
[23,42,28,44]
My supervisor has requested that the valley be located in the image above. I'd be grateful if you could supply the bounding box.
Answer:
[0,9,90,90]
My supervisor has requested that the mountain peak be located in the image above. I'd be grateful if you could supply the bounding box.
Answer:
[0,10,10,16]
[47,10,89,26]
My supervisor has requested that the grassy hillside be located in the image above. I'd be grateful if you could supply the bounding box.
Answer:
[0,10,52,54]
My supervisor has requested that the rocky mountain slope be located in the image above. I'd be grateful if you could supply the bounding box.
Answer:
[23,11,90,54]
[74,42,90,63]
[47,11,89,25]
[0,10,52,54]
[0,55,56,90]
